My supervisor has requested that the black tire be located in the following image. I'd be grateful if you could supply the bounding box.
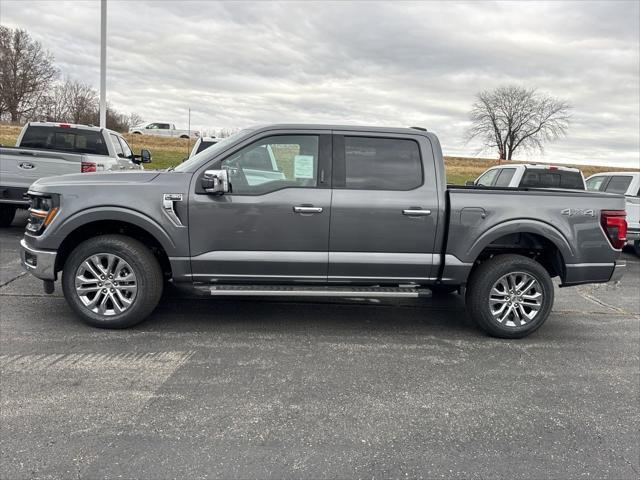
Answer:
[61,235,163,328]
[0,205,17,227]
[430,284,459,295]
[634,240,640,257]
[465,254,554,339]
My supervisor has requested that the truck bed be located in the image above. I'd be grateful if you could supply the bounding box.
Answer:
[442,185,625,285]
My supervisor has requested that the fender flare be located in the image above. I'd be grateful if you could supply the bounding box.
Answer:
[465,218,575,264]
[50,206,177,256]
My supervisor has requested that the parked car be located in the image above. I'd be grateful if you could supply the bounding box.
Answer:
[586,172,640,255]
[20,124,626,338]
[0,122,151,227]
[129,122,199,139]
[468,164,585,189]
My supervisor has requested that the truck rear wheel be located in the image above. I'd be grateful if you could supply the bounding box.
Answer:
[61,235,163,328]
[0,205,17,227]
[634,240,640,257]
[465,254,554,339]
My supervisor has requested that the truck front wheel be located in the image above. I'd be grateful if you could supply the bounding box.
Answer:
[61,235,163,328]
[0,205,17,227]
[465,254,554,339]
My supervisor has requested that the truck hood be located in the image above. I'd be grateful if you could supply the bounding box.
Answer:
[30,171,162,191]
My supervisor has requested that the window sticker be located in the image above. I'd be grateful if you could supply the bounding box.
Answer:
[294,155,315,179]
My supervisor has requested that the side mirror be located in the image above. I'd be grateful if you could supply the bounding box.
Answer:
[140,149,152,163]
[465,180,476,186]
[202,169,229,194]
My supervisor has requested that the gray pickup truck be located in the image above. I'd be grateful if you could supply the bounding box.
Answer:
[19,125,627,338]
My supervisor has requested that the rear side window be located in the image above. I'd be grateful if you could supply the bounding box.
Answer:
[20,126,108,155]
[520,170,584,189]
[343,136,422,190]
[494,168,516,187]
[604,176,633,194]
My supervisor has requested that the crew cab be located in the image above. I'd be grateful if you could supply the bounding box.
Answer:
[469,164,585,189]
[19,125,627,338]
[0,122,151,227]
[586,172,640,255]
[129,122,199,139]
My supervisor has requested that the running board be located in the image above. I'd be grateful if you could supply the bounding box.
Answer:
[206,285,432,298]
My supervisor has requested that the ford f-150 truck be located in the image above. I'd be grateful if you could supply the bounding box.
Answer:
[19,125,627,338]
[129,122,199,139]
[469,164,585,189]
[0,122,151,227]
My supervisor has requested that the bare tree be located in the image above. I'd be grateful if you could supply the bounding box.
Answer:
[0,26,57,122]
[127,112,144,128]
[66,79,98,124]
[467,85,571,161]
[39,80,72,121]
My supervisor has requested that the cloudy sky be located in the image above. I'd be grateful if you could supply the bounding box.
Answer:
[2,0,639,167]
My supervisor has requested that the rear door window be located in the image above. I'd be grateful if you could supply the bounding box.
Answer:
[117,136,133,158]
[110,134,125,157]
[475,168,499,186]
[20,126,108,155]
[494,168,516,187]
[341,136,422,190]
[586,176,607,191]
[196,140,217,154]
[604,176,633,194]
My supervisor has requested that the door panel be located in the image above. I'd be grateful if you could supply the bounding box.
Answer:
[328,133,439,283]
[189,189,330,280]
[189,131,332,282]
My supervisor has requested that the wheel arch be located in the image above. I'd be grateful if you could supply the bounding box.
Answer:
[52,209,176,279]
[467,220,573,281]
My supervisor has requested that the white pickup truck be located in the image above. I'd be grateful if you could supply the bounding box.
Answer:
[469,164,586,189]
[129,122,199,139]
[0,122,151,227]
[586,172,640,254]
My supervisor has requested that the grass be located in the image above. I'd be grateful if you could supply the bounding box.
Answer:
[2,123,637,184]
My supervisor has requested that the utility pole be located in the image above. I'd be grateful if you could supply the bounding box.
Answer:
[99,0,107,128]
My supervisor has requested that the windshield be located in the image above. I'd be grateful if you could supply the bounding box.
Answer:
[173,129,254,172]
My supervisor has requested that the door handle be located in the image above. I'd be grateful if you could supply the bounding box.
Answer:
[293,206,323,214]
[403,208,431,216]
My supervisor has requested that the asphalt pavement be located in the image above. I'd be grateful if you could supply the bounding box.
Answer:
[1,210,639,479]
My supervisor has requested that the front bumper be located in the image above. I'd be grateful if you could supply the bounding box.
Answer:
[609,260,626,283]
[20,239,57,281]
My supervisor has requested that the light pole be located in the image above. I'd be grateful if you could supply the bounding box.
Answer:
[99,0,107,128]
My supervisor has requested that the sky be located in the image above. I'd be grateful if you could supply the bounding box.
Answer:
[1,0,639,167]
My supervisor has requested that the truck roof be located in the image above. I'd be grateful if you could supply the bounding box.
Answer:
[247,123,434,137]
[483,163,581,173]
[26,121,121,136]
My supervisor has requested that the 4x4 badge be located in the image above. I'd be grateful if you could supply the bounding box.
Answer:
[561,208,595,217]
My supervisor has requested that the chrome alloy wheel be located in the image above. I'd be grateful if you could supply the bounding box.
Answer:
[489,272,543,327]
[74,253,137,316]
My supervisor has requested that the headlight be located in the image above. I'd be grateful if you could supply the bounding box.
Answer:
[26,194,60,235]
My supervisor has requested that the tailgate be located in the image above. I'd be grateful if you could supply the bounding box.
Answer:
[0,149,82,189]
[626,196,640,231]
